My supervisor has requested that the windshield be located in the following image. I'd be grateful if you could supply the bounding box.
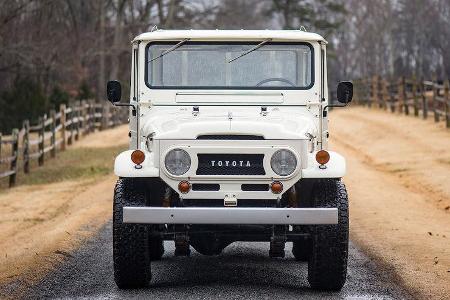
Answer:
[145,42,313,89]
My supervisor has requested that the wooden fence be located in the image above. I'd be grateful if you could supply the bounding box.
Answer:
[353,76,450,128]
[0,100,128,188]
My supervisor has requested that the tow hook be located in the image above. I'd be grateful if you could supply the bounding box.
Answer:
[224,194,238,207]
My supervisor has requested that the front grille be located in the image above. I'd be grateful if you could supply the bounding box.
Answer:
[197,135,264,140]
[241,184,269,191]
[192,184,220,191]
[196,154,265,175]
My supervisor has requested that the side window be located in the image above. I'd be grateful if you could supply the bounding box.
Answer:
[133,48,138,101]
[321,48,325,102]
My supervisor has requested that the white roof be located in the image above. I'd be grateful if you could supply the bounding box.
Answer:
[133,29,326,43]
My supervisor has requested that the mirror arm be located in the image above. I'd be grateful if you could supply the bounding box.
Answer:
[113,102,135,109]
[322,102,349,117]
[111,102,137,115]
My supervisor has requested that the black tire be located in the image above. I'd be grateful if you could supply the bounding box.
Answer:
[307,179,349,291]
[292,180,314,261]
[113,178,152,288]
[149,236,164,261]
[292,235,311,261]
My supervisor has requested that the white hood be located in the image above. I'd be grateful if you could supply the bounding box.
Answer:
[140,106,318,140]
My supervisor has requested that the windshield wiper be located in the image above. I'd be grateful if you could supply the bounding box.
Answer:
[148,38,190,62]
[228,38,272,63]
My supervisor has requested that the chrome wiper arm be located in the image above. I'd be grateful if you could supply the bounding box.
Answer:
[228,38,272,63]
[148,38,190,62]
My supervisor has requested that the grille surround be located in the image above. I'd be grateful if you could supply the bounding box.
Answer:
[196,153,265,175]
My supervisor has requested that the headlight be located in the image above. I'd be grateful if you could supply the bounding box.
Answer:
[271,149,297,176]
[165,148,191,175]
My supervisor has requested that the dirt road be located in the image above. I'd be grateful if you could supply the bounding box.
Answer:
[27,222,411,300]
[0,107,448,299]
[330,107,450,300]
[0,126,128,298]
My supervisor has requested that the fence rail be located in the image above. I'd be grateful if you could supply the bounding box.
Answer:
[353,76,450,128]
[0,100,127,188]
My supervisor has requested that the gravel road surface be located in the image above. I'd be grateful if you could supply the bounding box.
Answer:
[28,221,412,300]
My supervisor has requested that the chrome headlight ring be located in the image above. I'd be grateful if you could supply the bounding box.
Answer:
[164,148,191,176]
[270,149,297,176]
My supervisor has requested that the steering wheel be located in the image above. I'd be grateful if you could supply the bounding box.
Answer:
[256,78,296,87]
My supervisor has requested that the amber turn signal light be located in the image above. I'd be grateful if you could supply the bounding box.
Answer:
[271,181,283,194]
[316,150,330,165]
[131,150,145,165]
[178,181,191,194]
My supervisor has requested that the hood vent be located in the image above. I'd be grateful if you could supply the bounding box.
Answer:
[197,135,264,140]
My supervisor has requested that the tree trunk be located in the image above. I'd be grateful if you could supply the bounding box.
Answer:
[97,0,106,102]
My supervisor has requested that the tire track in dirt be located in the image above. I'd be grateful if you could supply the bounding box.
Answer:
[330,107,450,212]
[332,135,449,212]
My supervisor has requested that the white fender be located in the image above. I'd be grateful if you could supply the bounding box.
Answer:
[114,150,159,177]
[302,151,346,178]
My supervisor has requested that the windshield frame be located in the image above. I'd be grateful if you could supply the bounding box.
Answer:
[144,41,315,90]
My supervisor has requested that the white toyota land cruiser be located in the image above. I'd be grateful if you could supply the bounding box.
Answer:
[107,29,353,291]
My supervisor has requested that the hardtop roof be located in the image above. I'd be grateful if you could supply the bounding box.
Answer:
[133,29,326,43]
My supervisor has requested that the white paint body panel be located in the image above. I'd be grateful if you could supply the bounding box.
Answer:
[134,29,326,43]
[175,92,285,104]
[115,29,346,204]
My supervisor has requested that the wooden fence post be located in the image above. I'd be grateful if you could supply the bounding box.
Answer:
[111,106,117,127]
[89,100,95,133]
[381,78,387,110]
[86,101,91,133]
[368,76,375,108]
[445,80,450,128]
[68,106,73,145]
[396,77,403,114]
[433,78,439,122]
[101,104,109,130]
[60,104,67,150]
[388,79,395,113]
[420,78,428,119]
[38,116,45,166]
[23,120,30,173]
[50,109,56,158]
[412,77,419,117]
[85,100,90,134]
[75,103,80,141]
[402,77,409,115]
[81,100,87,136]
[9,129,19,187]
[377,76,384,108]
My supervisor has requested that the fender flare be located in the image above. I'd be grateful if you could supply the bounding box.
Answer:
[301,151,346,178]
[114,150,159,177]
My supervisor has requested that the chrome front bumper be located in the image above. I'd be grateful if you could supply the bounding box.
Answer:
[122,207,338,225]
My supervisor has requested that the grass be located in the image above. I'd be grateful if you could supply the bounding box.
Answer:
[0,144,126,189]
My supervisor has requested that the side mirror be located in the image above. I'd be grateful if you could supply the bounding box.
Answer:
[337,81,353,104]
[107,80,121,103]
